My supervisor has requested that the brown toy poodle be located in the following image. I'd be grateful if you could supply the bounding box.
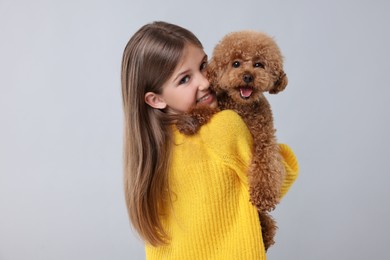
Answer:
[176,30,288,250]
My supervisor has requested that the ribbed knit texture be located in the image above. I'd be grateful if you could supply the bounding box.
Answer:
[279,143,299,199]
[145,110,298,260]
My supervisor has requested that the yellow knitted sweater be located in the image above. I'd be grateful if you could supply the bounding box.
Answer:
[145,110,299,259]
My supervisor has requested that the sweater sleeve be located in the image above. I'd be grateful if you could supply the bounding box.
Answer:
[198,110,298,197]
[199,110,254,186]
[279,143,299,198]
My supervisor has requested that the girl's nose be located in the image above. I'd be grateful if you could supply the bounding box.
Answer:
[198,73,210,90]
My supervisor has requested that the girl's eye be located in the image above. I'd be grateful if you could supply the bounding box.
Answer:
[179,75,190,85]
[200,62,207,71]
[232,61,240,68]
[254,62,264,68]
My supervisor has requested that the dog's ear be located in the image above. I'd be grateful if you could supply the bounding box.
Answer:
[206,59,220,88]
[269,71,288,94]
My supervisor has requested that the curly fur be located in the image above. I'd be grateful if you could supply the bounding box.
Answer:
[176,30,288,251]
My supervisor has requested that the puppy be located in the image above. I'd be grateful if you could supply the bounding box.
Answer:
[177,31,288,250]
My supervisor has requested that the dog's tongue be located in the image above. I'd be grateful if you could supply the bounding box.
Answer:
[240,87,253,98]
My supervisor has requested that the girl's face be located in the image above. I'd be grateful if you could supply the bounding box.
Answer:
[145,44,217,114]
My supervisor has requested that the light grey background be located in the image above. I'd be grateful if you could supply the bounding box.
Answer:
[1,0,389,259]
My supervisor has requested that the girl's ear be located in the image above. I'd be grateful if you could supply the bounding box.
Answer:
[144,92,167,109]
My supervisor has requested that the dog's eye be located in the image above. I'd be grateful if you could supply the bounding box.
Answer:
[254,62,264,68]
[232,61,240,68]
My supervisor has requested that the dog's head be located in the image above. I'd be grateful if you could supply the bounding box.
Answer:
[208,31,287,104]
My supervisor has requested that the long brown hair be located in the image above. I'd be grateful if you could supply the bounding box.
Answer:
[121,21,203,246]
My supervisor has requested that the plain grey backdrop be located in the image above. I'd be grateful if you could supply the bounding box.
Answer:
[1,0,389,259]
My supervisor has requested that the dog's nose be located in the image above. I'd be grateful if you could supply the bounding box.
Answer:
[243,74,253,84]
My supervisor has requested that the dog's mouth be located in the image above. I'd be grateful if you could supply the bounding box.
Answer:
[239,86,254,99]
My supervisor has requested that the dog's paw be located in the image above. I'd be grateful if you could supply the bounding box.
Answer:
[248,153,285,212]
[176,114,202,135]
[250,186,280,211]
[175,106,219,135]
[251,194,280,212]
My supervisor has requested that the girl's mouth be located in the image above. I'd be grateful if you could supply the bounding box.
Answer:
[197,92,215,104]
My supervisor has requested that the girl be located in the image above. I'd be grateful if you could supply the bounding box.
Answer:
[121,21,298,259]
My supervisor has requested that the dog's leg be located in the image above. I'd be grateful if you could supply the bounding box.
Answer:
[249,140,285,212]
[259,212,277,251]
